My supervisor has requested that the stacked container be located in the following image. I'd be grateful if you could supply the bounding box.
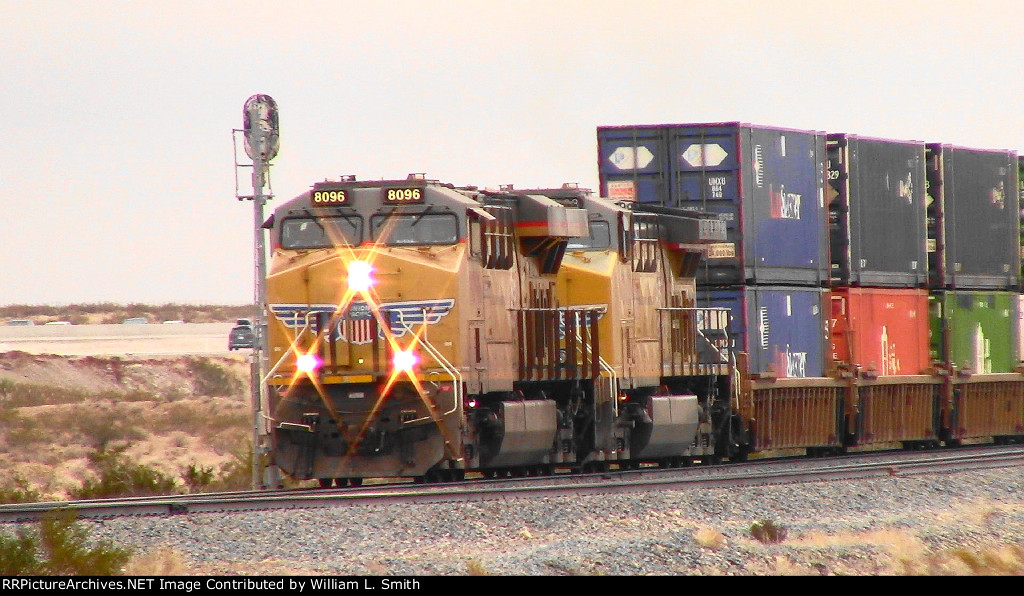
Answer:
[926,145,1020,291]
[598,123,830,377]
[825,134,933,375]
[926,145,1022,373]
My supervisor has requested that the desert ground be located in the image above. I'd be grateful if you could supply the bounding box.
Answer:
[0,322,255,501]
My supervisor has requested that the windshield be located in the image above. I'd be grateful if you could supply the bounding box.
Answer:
[567,220,611,250]
[280,216,363,249]
[370,213,459,246]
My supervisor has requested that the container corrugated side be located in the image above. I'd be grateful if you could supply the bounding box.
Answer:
[929,290,1022,373]
[829,287,931,375]
[827,135,928,287]
[699,286,828,377]
[671,123,829,286]
[926,144,1020,290]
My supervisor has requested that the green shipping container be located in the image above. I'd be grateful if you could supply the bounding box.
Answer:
[929,291,1022,373]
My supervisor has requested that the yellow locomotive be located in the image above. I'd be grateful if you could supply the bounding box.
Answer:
[263,175,733,485]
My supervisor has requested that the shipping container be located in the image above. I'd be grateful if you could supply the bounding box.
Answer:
[698,286,828,377]
[827,135,928,287]
[926,144,1020,290]
[829,287,932,376]
[929,290,1022,374]
[598,123,828,286]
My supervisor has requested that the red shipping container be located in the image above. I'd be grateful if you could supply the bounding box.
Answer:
[830,288,931,376]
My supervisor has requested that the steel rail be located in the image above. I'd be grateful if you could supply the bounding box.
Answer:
[2,446,1022,523]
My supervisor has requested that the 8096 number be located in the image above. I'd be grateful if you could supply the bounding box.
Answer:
[385,188,423,203]
[312,190,347,204]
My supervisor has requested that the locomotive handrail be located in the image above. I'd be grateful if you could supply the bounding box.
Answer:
[657,306,733,375]
[568,325,619,418]
[262,313,316,386]
[391,308,464,421]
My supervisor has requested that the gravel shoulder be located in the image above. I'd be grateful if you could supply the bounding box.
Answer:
[82,466,1024,576]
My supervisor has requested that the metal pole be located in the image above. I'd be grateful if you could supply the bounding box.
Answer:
[241,94,279,490]
[251,150,267,490]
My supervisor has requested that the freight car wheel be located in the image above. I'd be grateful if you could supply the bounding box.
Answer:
[318,479,332,488]
[349,478,363,487]
[333,478,349,488]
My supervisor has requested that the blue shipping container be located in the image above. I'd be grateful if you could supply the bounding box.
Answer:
[698,286,828,378]
[598,123,828,286]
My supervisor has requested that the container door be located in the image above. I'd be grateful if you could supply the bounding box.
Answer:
[597,127,671,204]
[669,125,743,284]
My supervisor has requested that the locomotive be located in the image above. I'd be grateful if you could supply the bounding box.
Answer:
[261,122,1024,487]
[262,175,739,485]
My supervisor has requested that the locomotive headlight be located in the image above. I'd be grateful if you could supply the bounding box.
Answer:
[296,353,321,374]
[392,348,418,373]
[347,260,375,292]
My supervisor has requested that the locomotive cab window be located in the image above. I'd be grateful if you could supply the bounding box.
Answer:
[370,213,459,246]
[567,220,611,251]
[281,216,363,249]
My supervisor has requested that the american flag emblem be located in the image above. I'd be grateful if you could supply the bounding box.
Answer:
[269,299,456,345]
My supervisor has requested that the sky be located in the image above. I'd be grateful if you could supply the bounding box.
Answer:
[2,0,1023,306]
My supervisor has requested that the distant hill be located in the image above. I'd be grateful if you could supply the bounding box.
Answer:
[0,303,256,325]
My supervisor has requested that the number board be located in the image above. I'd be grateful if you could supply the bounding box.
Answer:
[383,187,424,204]
[310,184,349,206]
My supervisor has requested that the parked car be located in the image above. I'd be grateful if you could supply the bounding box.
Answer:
[6,319,35,326]
[229,322,256,350]
[123,317,148,324]
[43,321,72,325]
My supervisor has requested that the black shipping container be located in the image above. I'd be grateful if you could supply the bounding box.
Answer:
[926,144,1020,290]
[598,123,829,286]
[827,134,928,287]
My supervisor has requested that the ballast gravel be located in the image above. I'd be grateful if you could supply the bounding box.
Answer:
[75,466,1024,576]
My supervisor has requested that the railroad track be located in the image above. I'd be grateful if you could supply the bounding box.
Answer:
[3,445,1023,523]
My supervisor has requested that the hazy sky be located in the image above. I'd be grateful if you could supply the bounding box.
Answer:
[3,1,1023,306]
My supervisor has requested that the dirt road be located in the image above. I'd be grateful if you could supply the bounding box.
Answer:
[0,323,237,356]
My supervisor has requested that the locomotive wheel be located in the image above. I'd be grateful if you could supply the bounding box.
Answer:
[481,469,496,479]
[334,478,349,488]
[730,450,749,463]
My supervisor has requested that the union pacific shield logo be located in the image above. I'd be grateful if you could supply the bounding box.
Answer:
[269,299,456,345]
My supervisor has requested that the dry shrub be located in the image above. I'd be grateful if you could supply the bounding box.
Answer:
[750,519,787,544]
[897,544,1024,576]
[124,547,191,576]
[694,527,726,550]
[466,559,489,576]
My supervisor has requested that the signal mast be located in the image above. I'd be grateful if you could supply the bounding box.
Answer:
[233,94,280,489]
